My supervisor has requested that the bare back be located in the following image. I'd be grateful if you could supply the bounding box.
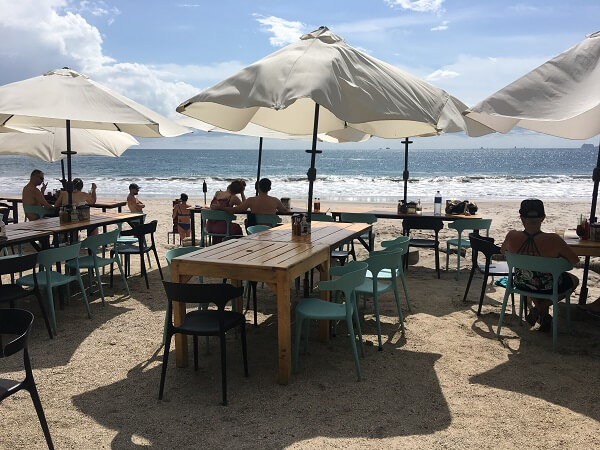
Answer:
[502,230,579,264]
[244,194,287,214]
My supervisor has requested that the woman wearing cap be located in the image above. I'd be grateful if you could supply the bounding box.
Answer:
[54,178,97,207]
[501,199,579,332]
[172,193,191,242]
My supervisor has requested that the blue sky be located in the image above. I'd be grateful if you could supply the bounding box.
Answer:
[1,0,599,150]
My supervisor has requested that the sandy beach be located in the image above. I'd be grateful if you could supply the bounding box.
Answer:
[2,198,599,449]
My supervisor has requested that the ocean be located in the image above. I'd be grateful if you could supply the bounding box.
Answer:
[0,147,597,203]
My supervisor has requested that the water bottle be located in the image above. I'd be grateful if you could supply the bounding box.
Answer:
[434,191,442,215]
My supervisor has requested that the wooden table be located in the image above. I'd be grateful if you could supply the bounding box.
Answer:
[0,227,52,249]
[331,209,480,221]
[0,196,22,223]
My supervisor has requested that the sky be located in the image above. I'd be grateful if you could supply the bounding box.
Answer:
[0,0,599,150]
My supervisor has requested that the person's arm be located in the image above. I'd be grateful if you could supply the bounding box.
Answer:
[229,195,243,207]
[226,198,251,214]
[88,183,97,205]
[137,198,145,208]
[35,189,53,209]
[555,236,580,264]
[172,204,179,219]
[127,195,137,212]
[500,230,518,254]
[275,198,290,214]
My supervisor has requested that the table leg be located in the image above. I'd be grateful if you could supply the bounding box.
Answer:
[172,265,189,367]
[190,211,196,247]
[231,279,243,312]
[11,200,18,224]
[579,256,590,305]
[318,258,330,342]
[276,270,291,384]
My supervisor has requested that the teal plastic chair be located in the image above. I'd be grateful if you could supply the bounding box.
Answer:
[355,248,406,350]
[368,235,411,312]
[23,205,53,221]
[497,252,574,351]
[200,209,237,246]
[247,225,270,234]
[310,213,334,222]
[17,243,90,335]
[66,229,130,305]
[252,214,281,227]
[340,212,377,255]
[294,261,368,381]
[445,219,492,279]
[164,246,204,344]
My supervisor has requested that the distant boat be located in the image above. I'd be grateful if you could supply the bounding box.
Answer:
[581,143,596,150]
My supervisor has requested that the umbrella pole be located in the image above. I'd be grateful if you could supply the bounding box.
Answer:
[401,137,413,212]
[65,120,73,206]
[306,103,321,223]
[579,139,600,304]
[256,137,263,195]
[60,160,66,189]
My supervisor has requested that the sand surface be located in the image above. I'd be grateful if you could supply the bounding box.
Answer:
[1,199,599,449]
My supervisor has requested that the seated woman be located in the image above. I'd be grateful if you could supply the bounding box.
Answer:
[54,178,96,207]
[501,199,579,332]
[207,179,246,242]
[172,193,191,242]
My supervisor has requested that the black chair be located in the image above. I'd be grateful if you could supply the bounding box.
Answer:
[160,282,248,405]
[0,309,54,449]
[0,254,53,339]
[463,233,515,315]
[402,218,444,278]
[115,220,163,289]
[0,202,15,224]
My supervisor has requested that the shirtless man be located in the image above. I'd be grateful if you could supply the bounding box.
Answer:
[501,198,579,332]
[220,178,290,215]
[127,183,145,213]
[22,169,54,220]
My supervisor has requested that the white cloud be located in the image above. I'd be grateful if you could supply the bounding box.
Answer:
[426,69,459,81]
[0,0,236,118]
[385,0,444,13]
[254,15,306,47]
[430,20,448,31]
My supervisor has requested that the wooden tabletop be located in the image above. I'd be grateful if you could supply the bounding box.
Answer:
[187,206,307,215]
[564,230,600,257]
[245,221,371,248]
[90,200,127,209]
[0,196,22,203]
[0,227,52,246]
[9,211,142,233]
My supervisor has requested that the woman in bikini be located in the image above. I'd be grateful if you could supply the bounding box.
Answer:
[206,180,246,242]
[172,193,191,242]
[501,199,579,332]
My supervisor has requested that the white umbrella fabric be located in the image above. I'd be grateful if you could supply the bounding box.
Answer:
[177,26,490,217]
[0,126,139,162]
[0,68,189,204]
[465,31,600,303]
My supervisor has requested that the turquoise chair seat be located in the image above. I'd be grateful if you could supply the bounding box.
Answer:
[17,243,89,335]
[497,252,574,351]
[201,209,237,246]
[247,225,270,234]
[294,261,368,381]
[445,218,492,279]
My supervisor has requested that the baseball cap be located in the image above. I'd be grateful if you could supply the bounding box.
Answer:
[129,183,140,190]
[519,198,545,218]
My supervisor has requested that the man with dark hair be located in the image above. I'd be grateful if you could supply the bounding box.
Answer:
[127,183,145,213]
[501,198,579,332]
[22,169,53,220]
[220,178,289,215]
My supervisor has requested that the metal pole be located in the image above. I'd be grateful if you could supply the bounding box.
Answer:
[256,137,263,195]
[579,139,600,304]
[66,120,73,206]
[305,103,321,223]
[401,137,412,211]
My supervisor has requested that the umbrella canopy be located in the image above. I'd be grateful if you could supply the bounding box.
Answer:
[177,26,490,217]
[0,68,189,204]
[465,31,600,304]
[0,126,139,162]
[466,31,600,139]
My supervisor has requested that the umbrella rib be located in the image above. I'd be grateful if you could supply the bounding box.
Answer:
[114,123,122,132]
[1,115,13,126]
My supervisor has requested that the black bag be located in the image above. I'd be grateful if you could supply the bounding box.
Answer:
[445,200,478,215]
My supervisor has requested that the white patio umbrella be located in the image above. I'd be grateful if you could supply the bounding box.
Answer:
[177,26,490,218]
[0,68,189,204]
[465,30,600,303]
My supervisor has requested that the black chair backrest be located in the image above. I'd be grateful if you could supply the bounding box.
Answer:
[130,220,158,238]
[162,281,244,311]
[0,309,33,357]
[403,218,444,233]
[0,253,38,276]
[468,233,501,263]
[0,203,9,223]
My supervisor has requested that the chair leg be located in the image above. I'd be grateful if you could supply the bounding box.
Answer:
[193,336,199,371]
[391,278,406,337]
[293,314,303,373]
[115,257,130,296]
[25,352,54,450]
[34,288,54,339]
[445,242,451,271]
[94,266,105,306]
[240,322,249,377]
[77,274,92,319]
[435,244,440,279]
[566,294,572,334]
[219,332,228,406]
[496,289,512,337]
[353,307,365,357]
[463,266,476,303]
[398,270,411,312]
[158,332,171,400]
[477,273,489,316]
[346,314,362,381]
[252,282,257,326]
[152,246,164,280]
[139,249,149,289]
[456,245,462,279]
[45,286,58,336]
[552,297,559,351]
[372,290,383,351]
